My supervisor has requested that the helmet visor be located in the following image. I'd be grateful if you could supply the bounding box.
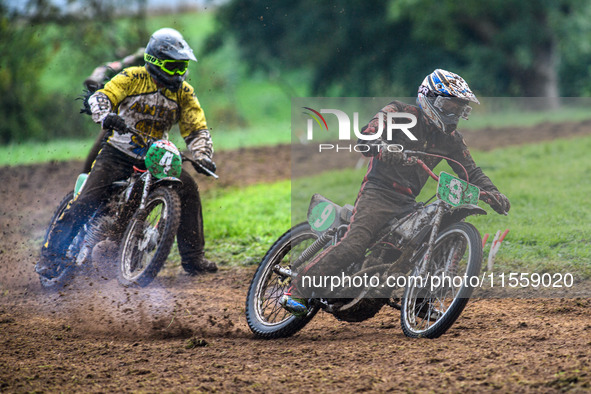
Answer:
[434,96,472,120]
[144,53,189,76]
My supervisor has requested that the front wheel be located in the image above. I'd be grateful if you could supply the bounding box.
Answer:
[118,187,181,287]
[245,222,320,339]
[401,222,482,338]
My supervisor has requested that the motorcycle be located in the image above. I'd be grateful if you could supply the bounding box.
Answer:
[38,126,216,289]
[246,151,505,339]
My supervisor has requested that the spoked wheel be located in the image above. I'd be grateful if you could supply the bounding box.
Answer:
[118,187,181,287]
[245,222,321,339]
[38,191,82,290]
[401,222,482,338]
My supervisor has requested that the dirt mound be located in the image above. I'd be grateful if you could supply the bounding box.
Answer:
[1,120,590,391]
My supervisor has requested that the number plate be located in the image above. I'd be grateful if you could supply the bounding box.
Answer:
[308,201,337,232]
[437,172,480,207]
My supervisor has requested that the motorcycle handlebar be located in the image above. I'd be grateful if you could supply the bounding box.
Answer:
[181,154,219,179]
[119,125,219,179]
[402,150,492,200]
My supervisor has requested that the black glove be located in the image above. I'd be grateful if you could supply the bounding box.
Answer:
[378,142,404,165]
[482,191,511,214]
[192,156,217,176]
[102,113,127,133]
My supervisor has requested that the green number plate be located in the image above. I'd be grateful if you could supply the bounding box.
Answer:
[437,172,480,207]
[308,202,337,232]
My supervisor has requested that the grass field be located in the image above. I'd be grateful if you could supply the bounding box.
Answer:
[198,181,291,266]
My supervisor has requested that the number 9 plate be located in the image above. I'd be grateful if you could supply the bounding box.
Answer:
[437,172,480,207]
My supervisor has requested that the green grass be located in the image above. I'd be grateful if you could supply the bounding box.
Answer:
[200,181,291,266]
[469,137,591,276]
[462,101,591,130]
[0,121,290,167]
[0,138,96,166]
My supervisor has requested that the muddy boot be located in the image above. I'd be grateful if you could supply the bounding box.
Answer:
[279,294,309,318]
[182,258,218,275]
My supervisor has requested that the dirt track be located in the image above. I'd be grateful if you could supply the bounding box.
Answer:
[1,121,590,392]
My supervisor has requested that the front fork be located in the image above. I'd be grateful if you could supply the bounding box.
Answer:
[138,172,152,211]
[415,203,445,276]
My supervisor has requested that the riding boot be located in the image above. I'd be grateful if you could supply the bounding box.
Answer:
[177,169,217,274]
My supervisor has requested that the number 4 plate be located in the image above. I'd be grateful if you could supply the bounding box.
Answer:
[437,172,480,207]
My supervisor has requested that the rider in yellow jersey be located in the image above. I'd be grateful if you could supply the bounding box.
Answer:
[37,28,218,278]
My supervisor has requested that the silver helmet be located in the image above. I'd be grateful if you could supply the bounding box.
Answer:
[144,28,197,92]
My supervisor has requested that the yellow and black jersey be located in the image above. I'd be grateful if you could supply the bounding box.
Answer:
[88,66,212,160]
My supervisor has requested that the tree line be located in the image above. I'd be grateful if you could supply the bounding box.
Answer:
[2,0,591,143]
[209,0,591,104]
[0,0,147,143]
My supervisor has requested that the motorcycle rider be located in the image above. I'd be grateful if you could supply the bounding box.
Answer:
[36,28,218,278]
[281,69,511,316]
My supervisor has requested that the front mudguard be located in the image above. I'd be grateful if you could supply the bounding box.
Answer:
[152,177,183,188]
[441,204,487,230]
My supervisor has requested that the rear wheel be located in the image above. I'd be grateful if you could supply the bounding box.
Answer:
[245,222,320,339]
[118,187,181,287]
[401,222,482,338]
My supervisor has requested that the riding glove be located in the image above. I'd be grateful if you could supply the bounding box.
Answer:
[482,192,510,214]
[378,142,404,165]
[102,113,127,133]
